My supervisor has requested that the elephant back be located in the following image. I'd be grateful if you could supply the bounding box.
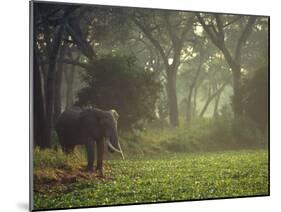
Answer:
[55,107,86,140]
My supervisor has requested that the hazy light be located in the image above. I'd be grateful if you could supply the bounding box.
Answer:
[168,58,173,65]
[194,26,203,36]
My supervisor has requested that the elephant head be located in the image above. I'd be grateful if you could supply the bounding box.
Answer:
[103,109,125,159]
[80,108,125,159]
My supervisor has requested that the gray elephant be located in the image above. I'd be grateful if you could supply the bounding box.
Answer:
[55,107,124,174]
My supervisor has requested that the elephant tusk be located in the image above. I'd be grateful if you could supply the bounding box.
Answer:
[106,139,120,152]
[105,139,125,160]
[118,142,125,160]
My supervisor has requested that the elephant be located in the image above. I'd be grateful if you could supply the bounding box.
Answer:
[55,106,124,174]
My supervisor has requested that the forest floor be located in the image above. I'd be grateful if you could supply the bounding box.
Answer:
[33,150,269,210]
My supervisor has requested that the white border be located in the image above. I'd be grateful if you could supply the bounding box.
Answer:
[0,0,279,212]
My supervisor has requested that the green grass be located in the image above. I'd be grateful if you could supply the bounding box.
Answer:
[33,150,269,210]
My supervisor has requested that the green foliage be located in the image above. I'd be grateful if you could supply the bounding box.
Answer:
[204,106,267,150]
[76,54,161,129]
[232,116,266,146]
[34,150,268,210]
[117,114,267,158]
[241,67,268,133]
[34,147,84,171]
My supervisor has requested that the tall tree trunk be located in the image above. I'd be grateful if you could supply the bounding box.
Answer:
[33,54,48,148]
[213,92,221,117]
[45,27,63,148]
[186,59,203,124]
[132,15,195,127]
[65,65,75,109]
[54,46,66,121]
[186,86,193,124]
[167,69,179,126]
[54,62,64,121]
[192,86,198,117]
[232,68,243,116]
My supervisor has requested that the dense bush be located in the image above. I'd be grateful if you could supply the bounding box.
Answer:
[33,147,84,171]
[241,67,268,133]
[118,113,267,157]
[76,54,161,129]
[208,111,266,150]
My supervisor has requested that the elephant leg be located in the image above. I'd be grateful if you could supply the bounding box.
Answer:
[85,142,95,172]
[96,139,104,175]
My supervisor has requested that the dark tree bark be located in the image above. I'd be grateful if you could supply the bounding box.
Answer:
[66,20,97,62]
[33,54,48,148]
[33,5,81,148]
[45,26,63,148]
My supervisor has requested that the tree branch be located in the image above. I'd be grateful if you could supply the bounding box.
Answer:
[179,15,195,46]
[39,58,90,70]
[164,14,180,47]
[66,21,97,62]
[215,15,224,43]
[132,15,169,68]
[196,14,218,46]
[234,16,257,63]
[199,79,230,117]
[197,14,237,70]
[223,16,242,28]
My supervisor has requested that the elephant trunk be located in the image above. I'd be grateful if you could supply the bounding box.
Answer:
[105,139,125,160]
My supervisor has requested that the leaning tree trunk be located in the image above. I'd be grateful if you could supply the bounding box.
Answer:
[232,67,243,117]
[45,27,63,148]
[186,54,204,124]
[213,92,221,117]
[192,86,198,118]
[186,86,194,125]
[200,83,227,118]
[167,69,179,126]
[33,54,48,148]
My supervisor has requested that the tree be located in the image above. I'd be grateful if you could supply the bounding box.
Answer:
[64,63,76,109]
[33,53,47,148]
[33,3,80,148]
[241,66,268,133]
[75,54,161,129]
[199,80,229,117]
[54,45,66,121]
[178,38,209,124]
[131,10,195,126]
[197,14,256,117]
